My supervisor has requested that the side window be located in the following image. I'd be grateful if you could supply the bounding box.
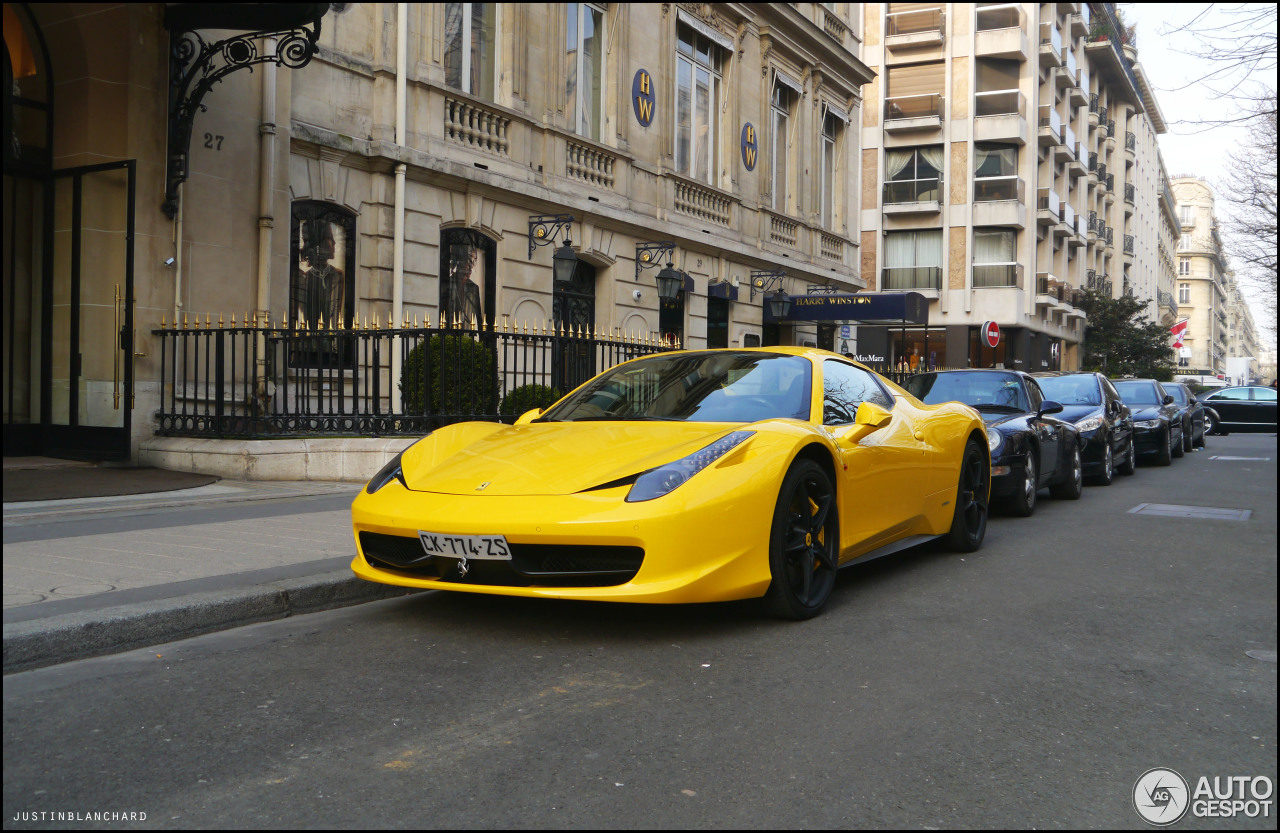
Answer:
[1209,388,1249,401]
[1253,387,1277,402]
[1025,378,1043,411]
[822,361,894,425]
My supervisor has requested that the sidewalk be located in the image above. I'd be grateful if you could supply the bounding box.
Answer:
[3,458,417,674]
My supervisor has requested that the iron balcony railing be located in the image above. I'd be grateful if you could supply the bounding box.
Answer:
[882,266,942,290]
[1088,151,1098,172]
[1124,234,1135,254]
[1104,225,1114,245]
[1106,118,1115,138]
[1105,173,1114,192]
[974,175,1023,202]
[1089,92,1100,114]
[1125,131,1136,152]
[153,317,671,438]
[884,93,944,121]
[1125,182,1135,203]
[883,177,944,204]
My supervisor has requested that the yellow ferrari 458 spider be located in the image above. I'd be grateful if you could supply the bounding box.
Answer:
[351,347,990,618]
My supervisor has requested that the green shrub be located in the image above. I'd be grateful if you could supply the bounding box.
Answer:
[400,334,496,418]
[500,384,562,417]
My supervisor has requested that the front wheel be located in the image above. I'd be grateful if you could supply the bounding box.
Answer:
[1118,437,1137,476]
[1005,449,1038,517]
[1051,443,1084,500]
[763,460,839,620]
[1182,421,1194,453]
[1172,423,1186,458]
[1155,428,1173,466]
[1092,440,1115,486]
[944,438,989,552]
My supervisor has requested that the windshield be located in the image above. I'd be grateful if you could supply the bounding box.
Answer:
[904,372,1027,411]
[1163,385,1188,405]
[1114,380,1162,406]
[539,352,812,423]
[1035,375,1102,406]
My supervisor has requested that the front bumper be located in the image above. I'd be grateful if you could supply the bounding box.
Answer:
[1078,429,1110,474]
[989,452,1029,498]
[1131,422,1167,454]
[350,477,780,604]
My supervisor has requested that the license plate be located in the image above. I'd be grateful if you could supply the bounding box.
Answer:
[418,531,512,560]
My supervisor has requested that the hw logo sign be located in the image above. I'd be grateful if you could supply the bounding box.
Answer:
[741,123,757,171]
[633,69,655,128]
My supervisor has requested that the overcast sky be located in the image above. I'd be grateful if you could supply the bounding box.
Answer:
[1121,2,1277,339]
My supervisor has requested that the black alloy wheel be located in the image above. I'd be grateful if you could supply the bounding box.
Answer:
[1093,440,1115,486]
[1051,443,1084,500]
[945,438,989,552]
[1172,423,1186,458]
[764,459,839,620]
[1155,427,1173,466]
[1118,437,1137,476]
[1194,420,1206,449]
[1006,449,1038,517]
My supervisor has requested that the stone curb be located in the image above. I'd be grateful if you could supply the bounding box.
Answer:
[2,572,419,675]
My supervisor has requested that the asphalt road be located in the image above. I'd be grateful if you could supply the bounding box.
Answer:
[4,434,1276,829]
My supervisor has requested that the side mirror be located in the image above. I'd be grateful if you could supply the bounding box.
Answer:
[1189,396,1198,405]
[515,408,544,425]
[836,401,893,447]
[1163,394,1174,405]
[1038,400,1064,417]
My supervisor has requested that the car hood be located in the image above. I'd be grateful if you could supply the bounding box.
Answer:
[1128,406,1164,421]
[1057,404,1103,424]
[401,421,749,496]
[979,411,1026,429]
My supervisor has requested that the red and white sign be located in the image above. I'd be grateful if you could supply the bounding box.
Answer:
[1170,319,1189,349]
[981,320,1002,348]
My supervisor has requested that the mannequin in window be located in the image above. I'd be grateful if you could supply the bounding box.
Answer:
[296,219,346,328]
[444,238,484,325]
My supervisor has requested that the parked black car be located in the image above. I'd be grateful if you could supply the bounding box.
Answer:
[1032,371,1136,485]
[1112,379,1183,466]
[1199,386,1279,434]
[904,370,1083,517]
[1161,381,1209,450]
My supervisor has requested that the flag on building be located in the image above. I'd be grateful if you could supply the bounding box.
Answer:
[1170,319,1189,349]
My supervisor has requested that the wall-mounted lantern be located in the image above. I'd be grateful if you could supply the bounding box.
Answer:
[751,270,791,319]
[528,214,577,285]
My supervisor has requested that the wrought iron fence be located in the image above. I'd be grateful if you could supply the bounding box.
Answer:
[153,316,672,438]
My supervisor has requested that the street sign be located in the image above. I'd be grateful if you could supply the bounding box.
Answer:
[982,320,1001,348]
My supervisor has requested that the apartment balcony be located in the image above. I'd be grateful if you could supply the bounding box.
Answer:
[1088,93,1100,128]
[1069,69,1089,106]
[973,90,1027,145]
[1104,225,1114,250]
[1039,22,1064,67]
[1053,201,1074,239]
[1054,123,1077,163]
[1104,172,1114,195]
[1035,272,1061,308]
[1098,106,1109,137]
[882,266,942,291]
[1087,151,1098,182]
[975,4,1029,61]
[1067,143,1087,178]
[973,176,1027,227]
[1070,4,1090,38]
[1067,288,1088,318]
[1123,233,1135,264]
[973,262,1023,289]
[1054,63,1075,90]
[883,178,943,214]
[1038,105,1062,146]
[1124,130,1136,161]
[1104,120,1116,150]
[1097,163,1109,192]
[1064,204,1085,248]
[1124,182,1135,205]
[886,7,946,49]
[1036,188,1060,226]
[1158,289,1177,318]
[884,94,945,132]
[1086,211,1099,242]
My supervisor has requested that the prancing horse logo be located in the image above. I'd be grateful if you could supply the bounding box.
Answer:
[475,481,490,491]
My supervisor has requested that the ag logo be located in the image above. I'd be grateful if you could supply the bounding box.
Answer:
[1133,768,1190,825]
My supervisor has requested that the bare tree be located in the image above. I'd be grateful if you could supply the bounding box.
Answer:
[1158,3,1277,127]
[1219,93,1278,329]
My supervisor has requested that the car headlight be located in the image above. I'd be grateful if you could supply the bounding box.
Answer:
[626,431,754,502]
[987,428,1003,453]
[1135,419,1161,429]
[366,449,408,494]
[1075,413,1104,433]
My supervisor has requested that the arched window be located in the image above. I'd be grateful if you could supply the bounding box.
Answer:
[290,201,357,330]
[439,228,496,326]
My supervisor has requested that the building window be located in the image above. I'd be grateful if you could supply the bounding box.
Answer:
[439,228,495,325]
[676,25,724,185]
[820,110,844,229]
[290,202,356,331]
[974,143,1019,200]
[1179,233,1191,251]
[444,3,496,100]
[1178,204,1194,226]
[883,230,943,290]
[565,3,605,141]
[1179,282,1191,303]
[770,81,794,211]
[973,228,1019,287]
[553,259,597,391]
[885,62,944,120]
[884,146,944,204]
[1179,258,1191,276]
[707,295,729,348]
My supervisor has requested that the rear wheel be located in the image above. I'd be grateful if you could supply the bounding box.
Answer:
[1172,423,1186,458]
[945,439,988,552]
[1193,421,1206,449]
[763,460,839,620]
[1051,443,1083,500]
[1005,449,1038,517]
[1182,421,1194,453]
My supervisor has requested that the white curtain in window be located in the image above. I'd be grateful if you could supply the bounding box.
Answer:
[885,230,941,267]
[885,149,913,180]
[974,229,1015,262]
[917,229,943,266]
[919,146,945,177]
[975,145,1016,177]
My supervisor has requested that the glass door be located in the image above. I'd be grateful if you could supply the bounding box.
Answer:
[44,160,135,459]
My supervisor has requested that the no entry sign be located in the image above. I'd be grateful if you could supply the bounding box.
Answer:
[982,320,1001,348]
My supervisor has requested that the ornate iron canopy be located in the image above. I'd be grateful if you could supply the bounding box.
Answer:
[163,3,328,218]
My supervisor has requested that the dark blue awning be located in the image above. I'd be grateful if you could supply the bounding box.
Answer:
[764,292,929,325]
